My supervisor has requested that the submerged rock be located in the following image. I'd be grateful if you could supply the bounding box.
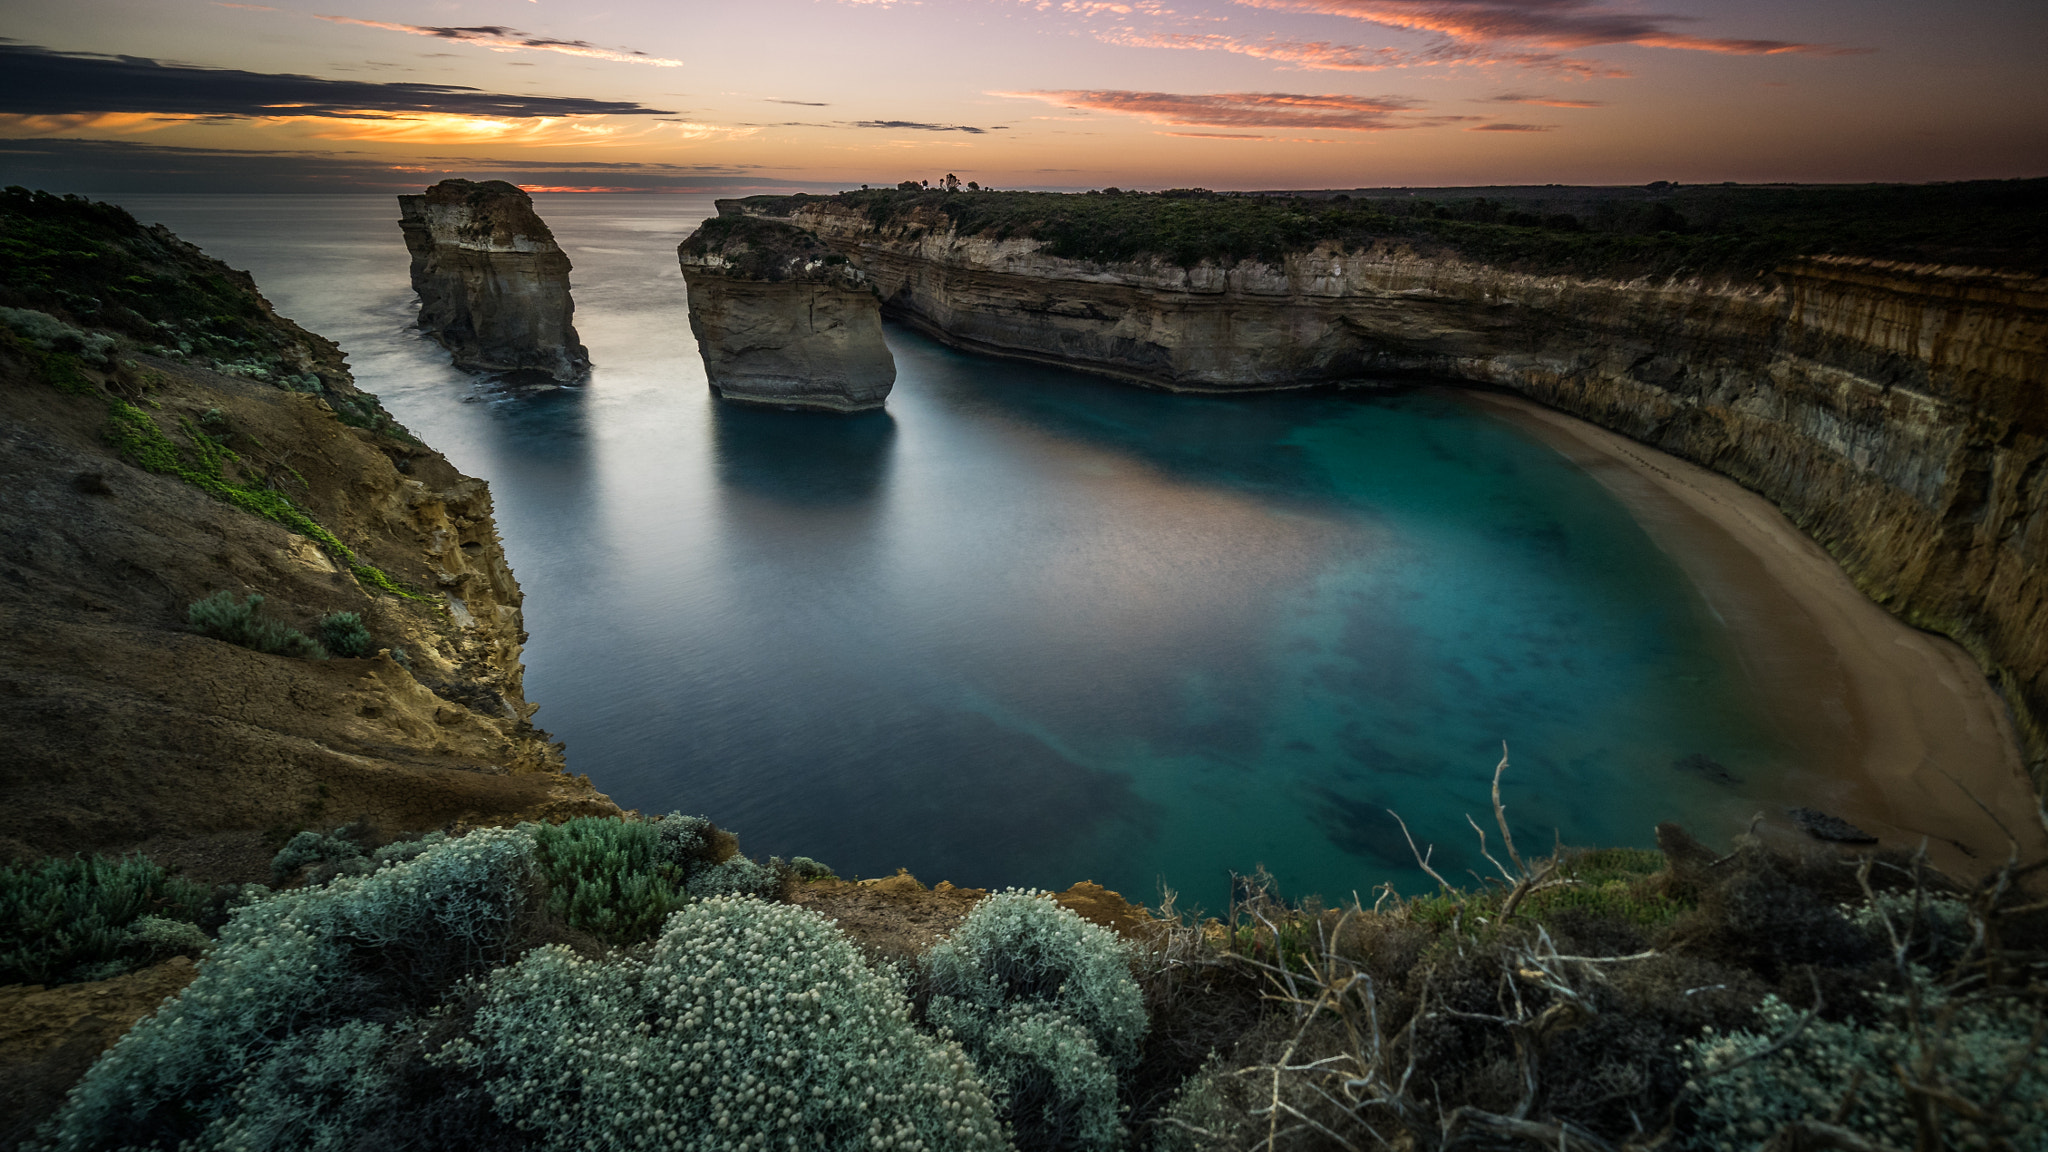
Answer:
[676,215,894,412]
[397,179,590,381]
[1789,807,1879,844]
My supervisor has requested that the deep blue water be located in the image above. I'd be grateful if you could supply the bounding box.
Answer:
[104,194,1778,910]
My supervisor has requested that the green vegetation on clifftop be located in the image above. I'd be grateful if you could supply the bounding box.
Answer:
[737,178,2048,277]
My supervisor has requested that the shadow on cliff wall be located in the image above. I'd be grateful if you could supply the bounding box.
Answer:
[710,399,897,506]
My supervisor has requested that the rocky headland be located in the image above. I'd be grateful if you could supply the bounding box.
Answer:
[728,188,2048,808]
[0,188,614,878]
[397,179,589,382]
[677,215,895,411]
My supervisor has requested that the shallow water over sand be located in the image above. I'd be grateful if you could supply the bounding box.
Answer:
[108,193,1796,909]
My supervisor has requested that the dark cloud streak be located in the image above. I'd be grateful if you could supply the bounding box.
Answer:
[850,120,1005,134]
[0,44,676,119]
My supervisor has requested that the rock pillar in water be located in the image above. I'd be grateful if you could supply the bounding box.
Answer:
[676,215,894,411]
[397,179,590,381]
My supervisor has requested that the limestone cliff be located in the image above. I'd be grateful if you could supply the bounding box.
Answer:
[0,189,614,878]
[677,216,894,411]
[397,179,589,382]
[739,196,2048,790]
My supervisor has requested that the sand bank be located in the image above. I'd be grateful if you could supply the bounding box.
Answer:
[1463,389,2047,879]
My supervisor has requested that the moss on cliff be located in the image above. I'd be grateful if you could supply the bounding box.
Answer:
[736,177,2048,277]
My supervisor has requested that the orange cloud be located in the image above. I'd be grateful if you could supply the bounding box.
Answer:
[998,89,1466,131]
[1238,0,1867,56]
[0,112,214,135]
[313,16,686,67]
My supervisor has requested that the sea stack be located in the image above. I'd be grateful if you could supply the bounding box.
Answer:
[677,214,894,411]
[397,179,590,381]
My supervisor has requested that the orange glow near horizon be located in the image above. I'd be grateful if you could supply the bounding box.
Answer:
[0,0,2039,192]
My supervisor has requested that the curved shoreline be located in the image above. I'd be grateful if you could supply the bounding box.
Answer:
[1462,388,2047,878]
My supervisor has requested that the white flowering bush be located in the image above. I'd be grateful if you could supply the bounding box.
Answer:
[924,891,1146,1149]
[36,827,536,1152]
[448,895,1010,1151]
[688,854,782,901]
[929,1000,1123,1150]
[1681,983,2047,1150]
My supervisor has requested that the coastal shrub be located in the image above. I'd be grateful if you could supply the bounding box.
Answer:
[271,825,368,882]
[1150,1061,1248,1152]
[37,827,536,1151]
[924,891,1147,1148]
[126,915,212,962]
[445,895,1009,1151]
[189,1019,398,1152]
[532,815,690,945]
[1681,983,2048,1150]
[789,855,836,880]
[686,853,782,901]
[186,591,327,659]
[929,1000,1124,1150]
[0,853,210,985]
[314,611,375,658]
[926,890,1147,1066]
[530,813,778,944]
[0,305,117,365]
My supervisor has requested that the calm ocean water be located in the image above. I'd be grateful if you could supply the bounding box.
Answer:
[106,193,1778,909]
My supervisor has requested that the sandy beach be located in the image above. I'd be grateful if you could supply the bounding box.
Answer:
[1463,389,2048,880]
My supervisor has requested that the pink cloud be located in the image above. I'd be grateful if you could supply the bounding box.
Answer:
[1237,0,1868,56]
[1097,28,1624,77]
[999,89,1470,131]
[1466,121,1550,131]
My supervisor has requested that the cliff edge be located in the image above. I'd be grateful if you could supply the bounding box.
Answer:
[0,189,615,880]
[677,215,895,411]
[397,179,590,383]
[732,188,2048,798]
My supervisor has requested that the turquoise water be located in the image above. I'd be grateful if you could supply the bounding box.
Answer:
[105,194,1776,910]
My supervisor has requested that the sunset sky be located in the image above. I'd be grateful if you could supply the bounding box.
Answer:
[0,0,2042,192]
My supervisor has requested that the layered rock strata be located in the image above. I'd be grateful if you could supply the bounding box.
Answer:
[677,216,894,411]
[1,195,614,874]
[741,197,2048,789]
[397,179,589,381]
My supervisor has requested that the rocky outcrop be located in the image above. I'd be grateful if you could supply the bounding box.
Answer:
[397,179,589,381]
[0,192,614,876]
[740,197,2048,789]
[677,216,894,411]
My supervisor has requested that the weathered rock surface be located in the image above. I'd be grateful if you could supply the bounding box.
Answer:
[397,179,589,381]
[1,197,615,875]
[745,197,2048,791]
[677,216,894,411]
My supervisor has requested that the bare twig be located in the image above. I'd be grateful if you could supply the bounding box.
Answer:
[1390,809,1453,892]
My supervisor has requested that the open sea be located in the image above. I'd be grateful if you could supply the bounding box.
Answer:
[102,193,1786,911]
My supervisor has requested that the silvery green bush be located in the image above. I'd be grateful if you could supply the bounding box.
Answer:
[37,827,535,1151]
[446,895,1009,1151]
[1680,982,2046,1150]
[924,890,1147,1149]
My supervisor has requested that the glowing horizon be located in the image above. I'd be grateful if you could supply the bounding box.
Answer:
[0,0,2041,193]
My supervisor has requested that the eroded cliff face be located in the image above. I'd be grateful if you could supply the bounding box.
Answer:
[755,199,2048,788]
[677,216,894,411]
[0,196,614,879]
[398,179,590,382]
